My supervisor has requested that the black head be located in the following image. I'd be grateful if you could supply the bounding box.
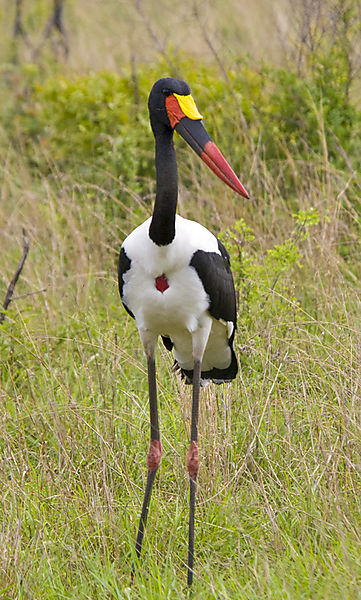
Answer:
[148,77,191,130]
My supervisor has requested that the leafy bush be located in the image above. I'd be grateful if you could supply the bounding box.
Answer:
[221,208,321,330]
[32,72,154,187]
[7,54,361,185]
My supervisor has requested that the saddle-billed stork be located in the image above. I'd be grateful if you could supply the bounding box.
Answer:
[118,77,249,586]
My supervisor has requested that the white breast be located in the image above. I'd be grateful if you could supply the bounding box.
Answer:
[121,215,220,334]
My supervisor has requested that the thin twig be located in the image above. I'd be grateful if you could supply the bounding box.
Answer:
[11,288,47,302]
[134,0,178,73]
[14,0,25,38]
[192,0,251,139]
[0,228,30,325]
[13,0,33,55]
[33,0,69,60]
[130,54,140,120]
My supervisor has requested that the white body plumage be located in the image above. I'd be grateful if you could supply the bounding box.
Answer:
[121,215,234,373]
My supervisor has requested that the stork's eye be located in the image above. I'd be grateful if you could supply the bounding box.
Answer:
[162,88,172,96]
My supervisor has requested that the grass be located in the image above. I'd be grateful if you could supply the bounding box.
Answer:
[2,292,361,598]
[1,0,361,598]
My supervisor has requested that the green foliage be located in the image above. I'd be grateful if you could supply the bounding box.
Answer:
[30,72,154,187]
[292,207,320,229]
[252,66,360,165]
[4,41,361,201]
[292,207,321,240]
[221,209,320,334]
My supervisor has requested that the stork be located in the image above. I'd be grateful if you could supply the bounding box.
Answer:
[118,77,249,586]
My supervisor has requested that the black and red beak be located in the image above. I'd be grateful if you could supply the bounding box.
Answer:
[166,95,249,199]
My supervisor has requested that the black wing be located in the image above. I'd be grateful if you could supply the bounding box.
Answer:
[190,239,237,326]
[118,247,135,319]
[181,238,238,382]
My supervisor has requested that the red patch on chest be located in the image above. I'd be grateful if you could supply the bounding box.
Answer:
[155,274,169,293]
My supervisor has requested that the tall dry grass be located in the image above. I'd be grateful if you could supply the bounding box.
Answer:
[1,0,361,598]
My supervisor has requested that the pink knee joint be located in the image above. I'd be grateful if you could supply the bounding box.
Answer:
[147,439,162,473]
[187,441,199,479]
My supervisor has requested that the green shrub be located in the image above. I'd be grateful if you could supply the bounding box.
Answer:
[32,72,154,186]
[221,208,321,330]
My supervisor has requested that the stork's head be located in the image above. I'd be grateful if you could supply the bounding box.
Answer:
[148,77,249,199]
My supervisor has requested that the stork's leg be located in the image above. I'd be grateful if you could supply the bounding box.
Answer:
[187,357,201,586]
[187,322,211,586]
[131,332,161,583]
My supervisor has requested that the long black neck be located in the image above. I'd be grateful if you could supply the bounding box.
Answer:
[149,126,178,246]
